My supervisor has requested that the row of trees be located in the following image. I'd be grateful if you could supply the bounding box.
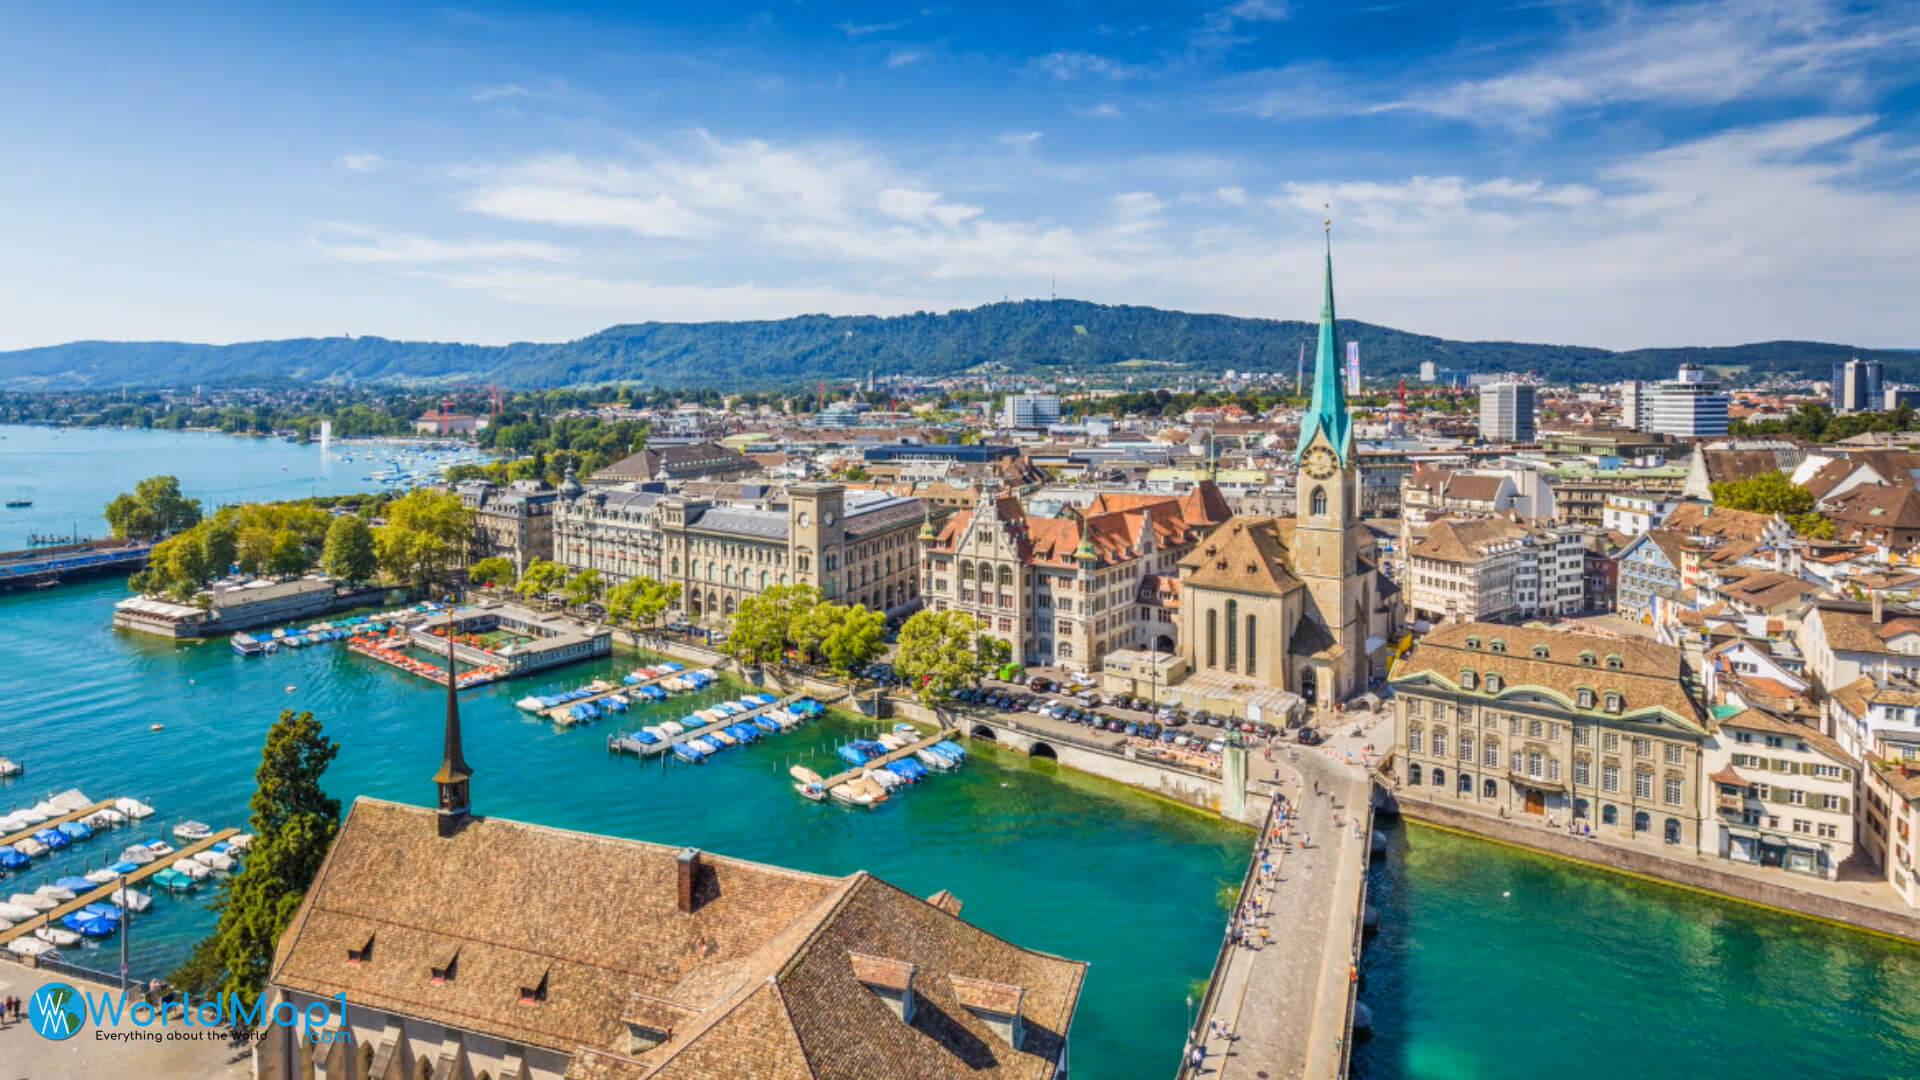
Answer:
[1729,402,1918,444]
[125,480,475,601]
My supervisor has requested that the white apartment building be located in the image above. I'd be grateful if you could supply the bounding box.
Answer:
[1001,393,1063,430]
[1479,382,1537,443]
[1701,709,1858,879]
[1404,515,1586,624]
[1602,493,1682,537]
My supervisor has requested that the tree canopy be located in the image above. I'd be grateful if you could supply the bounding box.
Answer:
[171,709,341,1005]
[894,609,999,707]
[1710,470,1834,539]
[467,555,516,586]
[722,583,821,668]
[323,515,378,582]
[606,576,680,640]
[105,475,202,540]
[373,488,474,591]
[515,558,567,602]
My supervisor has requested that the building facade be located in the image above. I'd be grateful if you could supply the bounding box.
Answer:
[1648,364,1730,438]
[457,478,558,573]
[1392,623,1711,846]
[1402,516,1585,624]
[1860,732,1920,908]
[1701,709,1857,879]
[1479,382,1537,443]
[1832,356,1885,414]
[1001,393,1063,430]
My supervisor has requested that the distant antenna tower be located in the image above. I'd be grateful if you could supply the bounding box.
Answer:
[1050,272,1056,302]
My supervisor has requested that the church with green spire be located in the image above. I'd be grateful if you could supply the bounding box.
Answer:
[1171,229,1398,711]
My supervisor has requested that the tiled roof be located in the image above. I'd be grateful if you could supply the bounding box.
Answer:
[1826,484,1920,531]
[1392,622,1706,727]
[274,800,1084,1079]
[1178,517,1304,596]
[1660,502,1781,542]
[1810,603,1920,655]
[1829,674,1920,720]
[1867,757,1920,803]
[1717,708,1854,765]
[1407,517,1527,562]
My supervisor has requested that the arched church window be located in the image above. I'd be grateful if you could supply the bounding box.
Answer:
[1310,486,1328,517]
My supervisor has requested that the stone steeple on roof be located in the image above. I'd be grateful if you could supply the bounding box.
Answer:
[1295,226,1353,465]
[433,633,471,787]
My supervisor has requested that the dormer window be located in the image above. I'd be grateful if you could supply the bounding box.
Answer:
[1532,644,1550,659]
[1466,636,1481,650]
[1604,692,1623,713]
[1485,673,1502,693]
[346,935,374,965]
[1577,688,1595,709]
[1460,671,1478,689]
[1605,654,1624,670]
[520,969,550,1004]
[1490,639,1506,654]
[1580,651,1596,666]
[430,949,459,985]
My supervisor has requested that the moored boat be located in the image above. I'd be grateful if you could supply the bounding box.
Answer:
[9,892,56,912]
[6,937,56,958]
[173,820,212,841]
[35,925,82,947]
[112,887,153,911]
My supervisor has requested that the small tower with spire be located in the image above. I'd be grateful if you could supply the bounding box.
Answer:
[433,632,473,837]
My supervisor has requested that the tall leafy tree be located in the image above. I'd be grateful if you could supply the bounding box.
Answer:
[466,556,516,586]
[373,488,474,591]
[105,474,204,539]
[563,567,604,607]
[894,609,994,707]
[723,583,819,668]
[1710,470,1832,538]
[171,710,341,1006]
[515,558,568,603]
[819,603,888,685]
[322,515,378,582]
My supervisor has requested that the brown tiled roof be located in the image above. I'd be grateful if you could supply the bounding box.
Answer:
[1391,622,1706,728]
[1810,603,1920,656]
[1709,764,1749,786]
[1407,517,1526,562]
[1700,449,1802,487]
[1712,569,1815,610]
[849,952,915,992]
[1829,674,1920,722]
[949,974,1026,1015]
[1661,502,1781,542]
[1826,484,1920,531]
[1717,708,1855,765]
[1443,474,1507,502]
[274,800,1084,1079]
[1178,517,1304,596]
[1867,757,1920,803]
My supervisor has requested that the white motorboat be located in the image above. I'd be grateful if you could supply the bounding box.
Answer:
[14,837,47,857]
[145,840,176,857]
[87,808,127,827]
[0,812,29,832]
[10,892,57,912]
[0,757,20,777]
[916,749,956,770]
[48,790,92,813]
[31,800,63,819]
[659,721,685,737]
[85,868,119,884]
[12,806,48,825]
[227,833,253,851]
[173,821,213,841]
[828,783,873,806]
[35,883,75,901]
[863,768,902,790]
[120,844,156,865]
[112,888,153,912]
[116,798,156,819]
[171,859,211,880]
[878,733,909,750]
[6,937,55,958]
[194,850,235,872]
[35,926,81,947]
[515,696,546,713]
[0,901,39,921]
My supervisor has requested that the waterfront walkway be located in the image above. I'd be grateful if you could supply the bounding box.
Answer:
[1185,746,1372,1080]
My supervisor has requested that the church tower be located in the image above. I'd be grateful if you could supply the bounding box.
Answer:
[433,633,473,837]
[1293,223,1367,701]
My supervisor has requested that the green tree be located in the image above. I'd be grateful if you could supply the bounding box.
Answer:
[104,493,160,540]
[467,556,516,586]
[322,515,377,582]
[171,710,341,1007]
[266,532,310,577]
[200,520,239,577]
[894,609,995,707]
[373,488,474,591]
[107,475,203,539]
[130,525,214,599]
[607,576,680,642]
[1711,471,1814,516]
[563,567,604,607]
[723,583,820,668]
[515,558,568,603]
[819,603,888,684]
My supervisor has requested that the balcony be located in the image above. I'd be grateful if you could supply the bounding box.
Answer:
[1717,792,1745,812]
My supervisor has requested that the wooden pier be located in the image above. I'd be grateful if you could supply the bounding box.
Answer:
[0,800,116,851]
[543,665,694,724]
[817,728,960,790]
[0,828,239,948]
[608,694,805,758]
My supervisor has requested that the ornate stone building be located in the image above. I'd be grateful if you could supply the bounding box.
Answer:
[554,480,926,620]
[456,478,558,574]
[1391,622,1712,846]
[919,483,1230,671]
[1173,234,1399,706]
[257,651,1086,1080]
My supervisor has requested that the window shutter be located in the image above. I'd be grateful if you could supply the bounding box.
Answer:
[1839,797,1850,815]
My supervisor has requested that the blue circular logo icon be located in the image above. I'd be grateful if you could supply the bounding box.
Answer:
[28,981,86,1040]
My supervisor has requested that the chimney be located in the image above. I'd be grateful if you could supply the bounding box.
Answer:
[677,848,701,914]
[950,975,1027,1051]
[1873,590,1885,623]
[849,953,917,1023]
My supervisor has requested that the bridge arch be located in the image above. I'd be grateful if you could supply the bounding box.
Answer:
[970,724,998,741]
[1029,741,1058,760]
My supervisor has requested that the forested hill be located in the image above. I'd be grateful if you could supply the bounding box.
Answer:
[0,299,1907,390]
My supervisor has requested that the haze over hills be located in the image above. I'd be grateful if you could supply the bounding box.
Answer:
[0,300,1907,391]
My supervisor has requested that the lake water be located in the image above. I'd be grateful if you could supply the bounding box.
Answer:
[0,423,480,549]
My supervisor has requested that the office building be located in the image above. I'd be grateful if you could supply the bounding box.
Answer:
[1648,365,1730,438]
[1479,382,1537,443]
[1001,393,1063,429]
[1831,357,1884,414]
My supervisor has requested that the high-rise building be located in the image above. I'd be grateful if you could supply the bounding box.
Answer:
[1001,393,1062,429]
[1648,364,1730,438]
[1832,357,1885,413]
[1419,360,1438,383]
[1619,381,1650,432]
[1479,382,1538,443]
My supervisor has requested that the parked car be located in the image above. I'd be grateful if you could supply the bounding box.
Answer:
[1029,676,1055,692]
[1075,691,1103,708]
[1297,727,1324,746]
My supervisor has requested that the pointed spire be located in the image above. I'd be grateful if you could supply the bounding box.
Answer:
[433,630,472,836]
[1296,213,1353,464]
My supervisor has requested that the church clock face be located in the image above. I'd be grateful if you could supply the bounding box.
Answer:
[1302,446,1338,480]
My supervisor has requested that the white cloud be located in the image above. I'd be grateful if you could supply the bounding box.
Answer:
[1030,51,1142,81]
[887,48,925,69]
[310,223,571,264]
[337,153,385,173]
[470,84,531,103]
[1074,102,1125,119]
[1392,0,1920,127]
[997,131,1044,149]
[837,19,908,39]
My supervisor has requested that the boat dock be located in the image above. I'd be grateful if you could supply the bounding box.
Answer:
[0,800,116,850]
[817,728,960,789]
[0,828,239,948]
[608,693,806,757]
[543,666,688,724]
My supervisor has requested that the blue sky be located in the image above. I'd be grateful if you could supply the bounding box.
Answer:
[3,0,1919,352]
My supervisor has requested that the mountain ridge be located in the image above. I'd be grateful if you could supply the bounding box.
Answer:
[1,299,1907,390]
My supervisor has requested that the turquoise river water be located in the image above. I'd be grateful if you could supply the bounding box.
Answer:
[3,425,1918,1077]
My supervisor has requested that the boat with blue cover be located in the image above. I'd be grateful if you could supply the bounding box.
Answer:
[33,828,71,850]
[672,741,707,763]
[752,714,782,733]
[57,820,92,840]
[0,846,28,870]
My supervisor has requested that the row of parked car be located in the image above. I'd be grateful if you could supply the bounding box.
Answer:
[968,681,1329,746]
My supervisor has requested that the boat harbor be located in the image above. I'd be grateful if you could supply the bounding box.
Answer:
[518,661,696,724]
[0,828,241,953]
[606,692,824,759]
[796,724,967,807]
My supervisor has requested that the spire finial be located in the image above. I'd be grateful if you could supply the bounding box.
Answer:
[433,625,473,835]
